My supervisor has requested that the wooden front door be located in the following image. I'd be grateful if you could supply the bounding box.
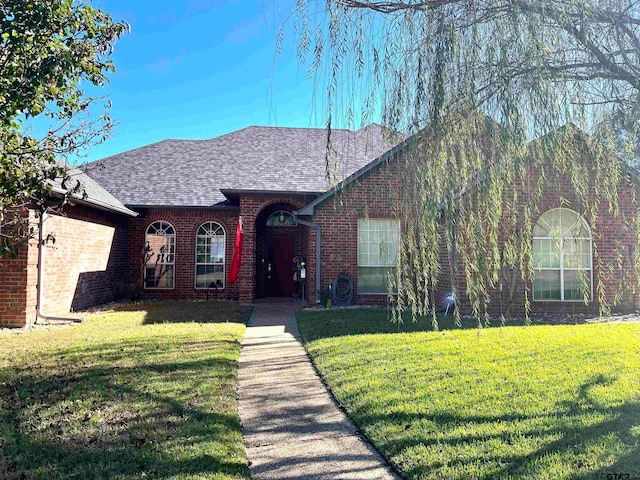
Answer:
[266,234,295,296]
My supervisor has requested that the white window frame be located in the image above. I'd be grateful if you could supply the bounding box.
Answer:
[194,221,226,290]
[144,220,176,290]
[357,218,400,295]
[533,208,593,302]
[266,210,297,227]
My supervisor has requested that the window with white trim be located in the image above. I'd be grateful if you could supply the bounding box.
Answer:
[195,222,225,289]
[145,221,175,289]
[533,208,592,301]
[357,218,400,294]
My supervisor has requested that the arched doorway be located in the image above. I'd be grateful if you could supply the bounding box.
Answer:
[254,202,306,298]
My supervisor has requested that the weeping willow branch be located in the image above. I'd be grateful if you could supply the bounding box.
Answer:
[292,0,640,325]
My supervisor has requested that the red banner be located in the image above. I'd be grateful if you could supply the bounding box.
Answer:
[229,217,243,285]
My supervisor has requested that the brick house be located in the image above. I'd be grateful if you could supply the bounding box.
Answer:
[300,124,640,315]
[0,164,137,327]
[1,122,638,327]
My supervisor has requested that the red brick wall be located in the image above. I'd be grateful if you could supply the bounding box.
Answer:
[0,210,38,327]
[437,155,640,316]
[0,205,131,327]
[468,173,640,316]
[0,248,30,327]
[41,206,131,314]
[309,149,640,315]
[131,196,315,303]
[308,158,403,304]
[130,209,240,300]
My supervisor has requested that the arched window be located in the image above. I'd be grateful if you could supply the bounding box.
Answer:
[145,221,175,289]
[533,208,592,301]
[195,222,225,289]
[266,210,297,226]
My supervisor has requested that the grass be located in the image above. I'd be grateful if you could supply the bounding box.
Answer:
[125,300,252,325]
[297,308,640,479]
[0,301,250,480]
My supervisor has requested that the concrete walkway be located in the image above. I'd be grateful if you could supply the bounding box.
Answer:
[237,300,398,480]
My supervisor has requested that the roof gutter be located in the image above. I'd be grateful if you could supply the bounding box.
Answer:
[50,187,138,217]
[34,211,83,327]
[292,213,321,304]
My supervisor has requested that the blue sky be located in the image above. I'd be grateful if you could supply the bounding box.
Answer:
[59,0,344,162]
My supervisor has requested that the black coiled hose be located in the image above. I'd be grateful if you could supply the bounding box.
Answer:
[332,272,354,306]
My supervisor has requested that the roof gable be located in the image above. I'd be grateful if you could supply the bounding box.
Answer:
[297,109,501,216]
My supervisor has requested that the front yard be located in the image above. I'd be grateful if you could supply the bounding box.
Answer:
[0,301,250,480]
[297,309,640,479]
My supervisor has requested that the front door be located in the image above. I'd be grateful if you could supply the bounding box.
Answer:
[266,234,295,296]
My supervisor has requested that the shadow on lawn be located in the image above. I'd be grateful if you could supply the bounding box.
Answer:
[297,308,535,342]
[352,375,640,479]
[103,300,252,325]
[0,338,249,480]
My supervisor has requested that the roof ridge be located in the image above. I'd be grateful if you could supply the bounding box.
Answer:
[84,138,174,166]
[227,124,383,134]
[88,124,387,164]
[149,124,386,144]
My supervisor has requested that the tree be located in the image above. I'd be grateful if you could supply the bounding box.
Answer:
[293,0,640,323]
[0,0,128,257]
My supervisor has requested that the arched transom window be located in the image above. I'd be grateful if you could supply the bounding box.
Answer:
[195,222,225,289]
[145,221,175,289]
[266,210,297,226]
[533,208,592,301]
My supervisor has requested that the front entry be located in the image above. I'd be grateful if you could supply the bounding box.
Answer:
[254,203,305,299]
[266,234,295,296]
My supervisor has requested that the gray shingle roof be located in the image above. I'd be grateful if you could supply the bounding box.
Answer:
[49,162,137,217]
[84,124,394,207]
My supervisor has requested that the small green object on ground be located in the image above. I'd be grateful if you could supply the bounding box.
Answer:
[297,309,640,480]
[0,301,250,480]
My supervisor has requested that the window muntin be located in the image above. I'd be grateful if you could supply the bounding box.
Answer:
[145,221,175,289]
[357,218,400,294]
[195,222,225,289]
[266,210,297,226]
[533,208,592,301]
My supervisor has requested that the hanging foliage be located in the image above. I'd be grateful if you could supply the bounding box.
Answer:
[0,0,128,257]
[293,0,640,325]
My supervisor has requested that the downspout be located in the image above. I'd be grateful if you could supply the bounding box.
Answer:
[35,210,83,326]
[292,214,321,304]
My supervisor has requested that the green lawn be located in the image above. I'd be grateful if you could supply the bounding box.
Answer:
[0,301,250,480]
[297,309,640,479]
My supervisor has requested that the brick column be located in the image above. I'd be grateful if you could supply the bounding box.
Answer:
[237,218,255,303]
[0,210,39,327]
